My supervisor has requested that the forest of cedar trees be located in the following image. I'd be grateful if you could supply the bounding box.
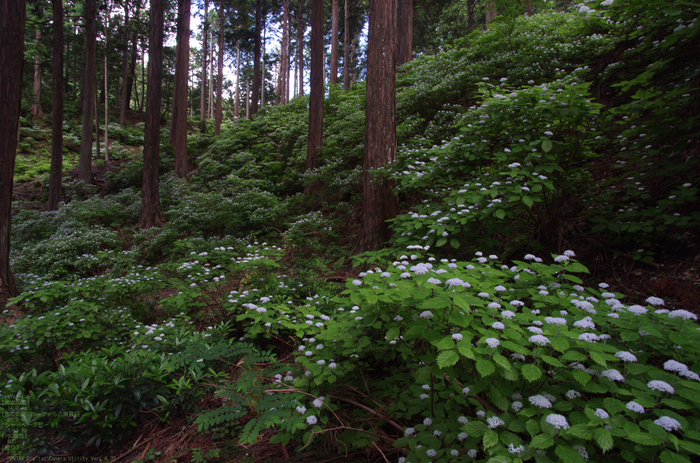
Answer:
[1,0,699,461]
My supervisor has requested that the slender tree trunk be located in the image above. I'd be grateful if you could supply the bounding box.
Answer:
[126,0,142,118]
[173,0,190,177]
[246,78,250,119]
[261,18,266,109]
[278,0,290,104]
[209,32,214,119]
[250,0,262,117]
[305,0,323,194]
[48,0,64,211]
[297,0,304,97]
[139,0,165,229]
[351,34,357,86]
[200,0,208,131]
[32,28,44,120]
[330,0,339,87]
[140,47,145,111]
[215,0,224,134]
[95,87,100,162]
[235,43,240,122]
[396,0,413,66]
[0,0,27,297]
[485,2,497,29]
[343,0,350,90]
[119,3,130,125]
[361,0,397,251]
[467,0,476,33]
[78,0,97,183]
[104,56,109,162]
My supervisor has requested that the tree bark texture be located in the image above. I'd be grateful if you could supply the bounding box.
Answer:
[139,0,165,229]
[280,0,290,104]
[78,0,97,184]
[0,0,26,297]
[32,28,44,120]
[215,0,224,134]
[305,0,324,194]
[48,0,64,211]
[200,0,208,131]
[330,0,339,87]
[173,0,190,177]
[250,0,262,117]
[467,0,476,33]
[361,0,397,252]
[297,0,304,97]
[119,2,130,125]
[396,0,413,67]
[343,0,350,90]
[235,43,240,121]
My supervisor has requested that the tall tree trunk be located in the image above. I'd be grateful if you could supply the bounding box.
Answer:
[485,2,497,29]
[32,28,44,120]
[330,0,339,87]
[103,0,113,162]
[261,17,266,109]
[173,0,190,177]
[126,0,141,120]
[215,0,224,134]
[361,0,397,251]
[78,0,97,184]
[280,0,290,104]
[467,0,476,33]
[139,0,165,229]
[119,2,130,125]
[209,31,214,119]
[140,48,145,110]
[297,0,304,97]
[95,86,100,162]
[343,0,350,90]
[305,0,323,194]
[250,0,262,117]
[48,0,64,212]
[396,0,412,66]
[246,77,250,119]
[351,35,357,86]
[235,43,240,122]
[0,0,26,297]
[200,0,208,131]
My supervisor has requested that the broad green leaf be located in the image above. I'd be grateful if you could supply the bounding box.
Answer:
[526,419,540,436]
[550,337,569,352]
[568,424,596,440]
[678,440,700,456]
[437,350,460,369]
[522,364,542,382]
[419,296,451,309]
[572,369,591,385]
[385,327,400,341]
[555,444,586,463]
[483,430,499,448]
[531,433,554,449]
[476,359,496,377]
[458,345,475,359]
[542,139,553,153]
[522,195,534,208]
[659,451,692,463]
[595,428,614,453]
[494,209,506,220]
[433,335,455,350]
[541,355,564,368]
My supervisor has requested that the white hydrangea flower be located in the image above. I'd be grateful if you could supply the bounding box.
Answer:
[654,416,682,432]
[566,390,581,399]
[664,360,688,373]
[595,408,609,419]
[487,416,505,428]
[669,310,697,320]
[646,296,664,306]
[529,395,553,408]
[601,369,625,382]
[485,338,500,348]
[615,351,638,362]
[546,414,569,430]
[626,401,645,413]
[529,335,550,345]
[648,380,675,394]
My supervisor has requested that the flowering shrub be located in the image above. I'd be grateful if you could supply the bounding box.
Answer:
[234,249,700,462]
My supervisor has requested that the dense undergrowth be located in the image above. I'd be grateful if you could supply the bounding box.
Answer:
[3,0,700,462]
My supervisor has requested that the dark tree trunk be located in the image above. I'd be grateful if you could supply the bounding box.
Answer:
[125,0,141,120]
[119,2,130,125]
[200,0,208,131]
[235,43,240,122]
[305,0,323,194]
[172,0,190,177]
[396,0,412,66]
[485,2,497,29]
[343,0,350,90]
[330,0,339,87]
[215,0,224,134]
[0,0,26,297]
[467,0,476,33]
[297,0,304,97]
[32,28,44,120]
[139,0,165,229]
[48,0,64,211]
[78,0,97,183]
[250,0,262,117]
[361,0,397,252]
[279,0,290,104]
